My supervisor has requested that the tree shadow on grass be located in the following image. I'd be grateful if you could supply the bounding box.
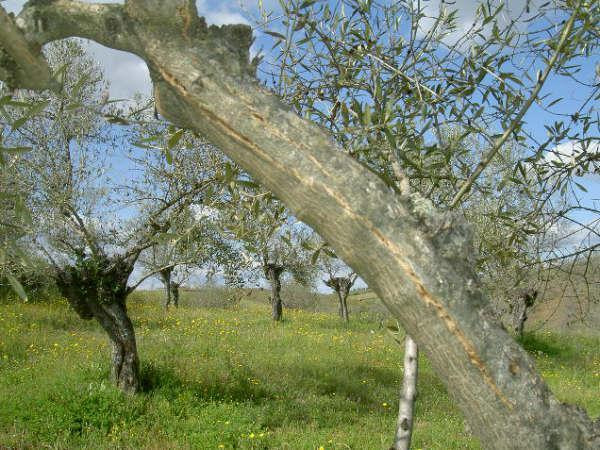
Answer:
[517,333,571,359]
[139,361,273,404]
[280,359,456,412]
[290,363,397,408]
[29,311,99,333]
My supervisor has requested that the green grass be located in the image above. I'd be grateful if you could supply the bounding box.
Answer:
[0,295,598,449]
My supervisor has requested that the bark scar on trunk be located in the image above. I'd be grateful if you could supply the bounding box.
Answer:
[323,181,514,408]
[405,253,512,409]
[320,181,514,409]
[157,68,188,94]
[155,59,512,408]
[177,4,194,43]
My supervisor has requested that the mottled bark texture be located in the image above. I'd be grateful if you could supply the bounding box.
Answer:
[2,2,599,446]
[392,335,419,450]
[264,263,284,321]
[324,274,357,322]
[511,289,538,339]
[55,256,140,393]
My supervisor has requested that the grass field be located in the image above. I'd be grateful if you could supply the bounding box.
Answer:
[0,292,598,449]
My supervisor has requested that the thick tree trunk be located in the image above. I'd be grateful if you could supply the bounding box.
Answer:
[55,257,140,393]
[95,301,140,393]
[393,335,419,450]
[265,264,284,321]
[5,4,600,446]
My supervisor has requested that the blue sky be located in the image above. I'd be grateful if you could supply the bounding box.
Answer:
[2,0,596,196]
[2,0,598,287]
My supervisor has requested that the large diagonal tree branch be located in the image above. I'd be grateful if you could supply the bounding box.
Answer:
[1,1,598,448]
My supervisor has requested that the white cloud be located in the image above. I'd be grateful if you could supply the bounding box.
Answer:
[195,0,250,26]
[416,0,536,45]
[84,41,152,100]
[544,141,600,182]
[2,0,251,100]
[204,10,249,26]
[545,219,600,250]
[546,140,600,165]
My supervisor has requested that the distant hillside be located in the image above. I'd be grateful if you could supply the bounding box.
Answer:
[528,296,600,335]
[132,276,599,336]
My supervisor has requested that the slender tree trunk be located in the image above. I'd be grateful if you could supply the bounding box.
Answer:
[160,268,173,308]
[513,304,527,339]
[392,335,419,450]
[511,289,537,339]
[7,5,600,445]
[265,264,284,321]
[164,282,171,308]
[271,277,282,321]
[337,291,344,318]
[337,290,349,321]
[164,281,171,308]
[338,283,350,322]
[341,295,349,322]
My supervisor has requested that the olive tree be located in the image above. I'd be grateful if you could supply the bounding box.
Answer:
[1,1,599,447]
[264,1,592,444]
[140,206,240,308]
[131,126,241,309]
[316,244,357,322]
[220,181,316,320]
[1,39,224,392]
[266,0,598,318]
[139,211,197,309]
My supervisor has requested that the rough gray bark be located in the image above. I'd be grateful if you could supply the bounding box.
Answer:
[101,301,140,393]
[265,263,284,321]
[393,335,419,450]
[2,2,599,446]
[55,256,140,393]
[324,274,357,322]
